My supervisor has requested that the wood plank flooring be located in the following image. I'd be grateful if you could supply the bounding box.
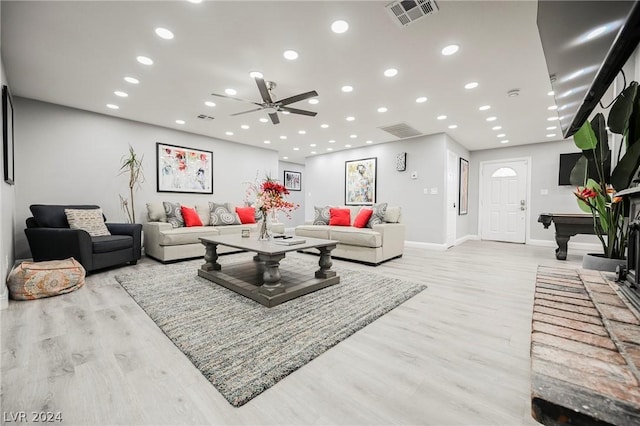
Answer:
[0,240,587,425]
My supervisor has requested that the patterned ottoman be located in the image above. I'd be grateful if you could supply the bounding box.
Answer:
[7,258,86,300]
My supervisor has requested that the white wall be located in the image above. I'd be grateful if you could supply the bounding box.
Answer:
[13,97,280,259]
[277,160,305,229]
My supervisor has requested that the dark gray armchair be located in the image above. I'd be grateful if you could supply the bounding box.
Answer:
[25,204,142,272]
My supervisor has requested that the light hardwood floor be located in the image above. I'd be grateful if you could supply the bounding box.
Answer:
[1,240,587,425]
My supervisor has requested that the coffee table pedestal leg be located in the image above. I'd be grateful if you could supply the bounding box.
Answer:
[316,245,337,278]
[258,253,286,296]
[201,242,221,271]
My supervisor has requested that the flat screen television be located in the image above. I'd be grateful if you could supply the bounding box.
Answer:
[537,1,640,138]
[558,152,611,186]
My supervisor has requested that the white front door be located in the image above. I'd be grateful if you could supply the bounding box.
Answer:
[480,159,528,243]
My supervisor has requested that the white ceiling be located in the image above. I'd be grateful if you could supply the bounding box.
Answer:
[1,0,560,164]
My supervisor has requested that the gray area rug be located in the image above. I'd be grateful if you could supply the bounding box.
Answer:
[115,254,427,407]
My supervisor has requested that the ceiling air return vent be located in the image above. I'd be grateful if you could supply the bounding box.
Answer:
[378,122,422,139]
[386,0,439,27]
[196,114,215,120]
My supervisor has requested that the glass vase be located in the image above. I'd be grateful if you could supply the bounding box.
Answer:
[258,211,272,241]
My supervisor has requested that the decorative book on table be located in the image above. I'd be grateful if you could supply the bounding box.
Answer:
[272,238,306,246]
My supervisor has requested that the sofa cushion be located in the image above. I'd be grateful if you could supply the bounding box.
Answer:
[92,235,133,253]
[329,208,351,226]
[236,206,257,224]
[367,203,388,228]
[195,204,211,226]
[163,202,184,228]
[181,206,203,227]
[209,202,241,226]
[295,225,330,239]
[65,208,111,236]
[384,206,401,223]
[147,202,167,222]
[353,208,373,228]
[30,204,101,228]
[313,205,331,225]
[328,227,381,248]
[158,226,220,246]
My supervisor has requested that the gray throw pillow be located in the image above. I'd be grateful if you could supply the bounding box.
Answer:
[209,202,241,226]
[163,201,184,228]
[313,206,331,225]
[367,203,388,228]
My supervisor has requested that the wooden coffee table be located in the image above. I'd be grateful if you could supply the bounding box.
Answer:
[198,235,339,307]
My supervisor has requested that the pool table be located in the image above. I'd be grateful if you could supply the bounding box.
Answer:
[538,213,596,260]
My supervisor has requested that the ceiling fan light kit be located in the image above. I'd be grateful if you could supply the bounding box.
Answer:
[211,76,318,125]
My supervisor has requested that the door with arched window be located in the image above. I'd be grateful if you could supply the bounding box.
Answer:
[480,159,529,243]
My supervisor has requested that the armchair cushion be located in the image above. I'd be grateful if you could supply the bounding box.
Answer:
[30,204,101,228]
[92,235,134,253]
[65,208,111,236]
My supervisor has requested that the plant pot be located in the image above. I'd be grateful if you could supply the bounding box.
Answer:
[582,253,625,272]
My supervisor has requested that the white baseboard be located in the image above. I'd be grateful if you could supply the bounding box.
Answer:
[527,238,602,252]
[456,234,480,245]
[404,241,448,251]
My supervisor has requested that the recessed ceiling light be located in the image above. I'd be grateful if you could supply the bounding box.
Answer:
[329,139,336,143]
[437,115,447,120]
[124,76,139,84]
[310,143,317,147]
[546,133,556,137]
[384,68,398,77]
[155,27,174,40]
[366,140,373,144]
[259,118,269,123]
[308,99,319,105]
[548,91,555,96]
[416,96,428,103]
[225,88,237,95]
[546,126,557,130]
[492,126,502,130]
[486,116,497,121]
[225,131,233,135]
[264,140,271,144]
[311,151,317,154]
[282,111,290,115]
[249,71,263,79]
[298,130,306,134]
[114,91,128,97]
[241,125,249,130]
[377,107,388,113]
[345,144,352,148]
[346,116,355,121]
[448,124,458,129]
[283,50,298,60]
[464,82,479,89]
[280,135,287,139]
[106,104,119,110]
[293,147,300,151]
[341,85,353,93]
[176,120,186,125]
[327,148,333,151]
[187,0,202,3]
[479,105,491,111]
[441,44,459,56]
[547,116,558,121]
[283,156,289,160]
[500,140,509,144]
[205,101,216,107]
[331,20,349,34]
[497,133,506,137]
[136,56,153,65]
[350,134,357,138]
[321,124,329,128]
[548,105,558,110]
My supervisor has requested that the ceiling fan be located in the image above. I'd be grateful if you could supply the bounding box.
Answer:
[211,77,318,125]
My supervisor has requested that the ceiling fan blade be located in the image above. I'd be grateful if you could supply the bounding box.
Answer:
[277,90,318,106]
[210,92,262,106]
[269,112,280,125]
[230,107,263,116]
[255,77,273,104]
[280,106,317,117]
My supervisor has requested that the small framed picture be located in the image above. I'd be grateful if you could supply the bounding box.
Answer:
[241,229,250,238]
[283,170,301,191]
[396,152,406,171]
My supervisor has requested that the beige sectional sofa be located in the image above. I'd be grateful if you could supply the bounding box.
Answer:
[143,202,284,263]
[294,205,404,265]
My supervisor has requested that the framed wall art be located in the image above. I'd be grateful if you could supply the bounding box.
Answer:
[396,152,407,171]
[156,142,213,194]
[345,157,377,205]
[459,157,469,215]
[283,170,301,191]
[2,85,15,185]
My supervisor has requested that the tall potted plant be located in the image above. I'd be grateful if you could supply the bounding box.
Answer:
[571,80,640,262]
[119,145,145,223]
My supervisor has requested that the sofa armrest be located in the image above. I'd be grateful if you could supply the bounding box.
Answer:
[372,222,406,258]
[142,222,173,258]
[106,223,143,260]
[24,228,93,267]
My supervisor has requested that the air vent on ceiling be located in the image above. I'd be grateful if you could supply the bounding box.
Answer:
[385,0,439,27]
[197,114,215,120]
[378,122,422,139]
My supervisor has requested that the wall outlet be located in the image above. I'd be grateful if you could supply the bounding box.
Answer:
[430,187,438,195]
[423,188,429,194]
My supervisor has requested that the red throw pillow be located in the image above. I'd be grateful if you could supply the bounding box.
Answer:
[353,208,373,228]
[235,207,256,224]
[329,208,351,226]
[181,206,203,227]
